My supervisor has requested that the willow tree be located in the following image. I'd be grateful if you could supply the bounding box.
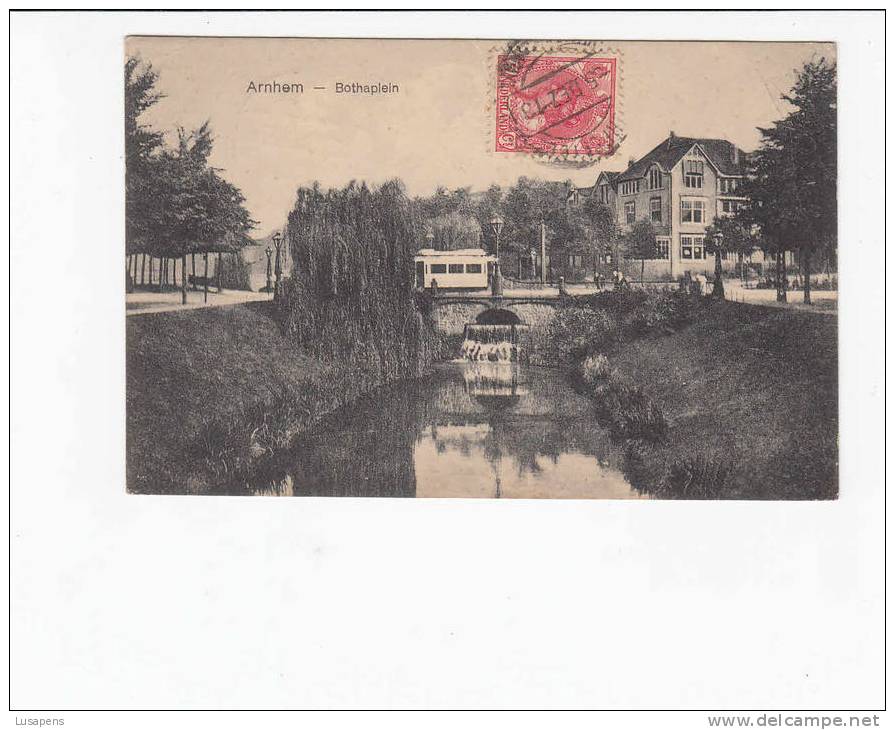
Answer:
[280,180,437,385]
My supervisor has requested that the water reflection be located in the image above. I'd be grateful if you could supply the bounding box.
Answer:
[261,362,647,499]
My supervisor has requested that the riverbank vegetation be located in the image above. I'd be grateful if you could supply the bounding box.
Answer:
[127,302,451,494]
[128,180,451,495]
[536,288,837,499]
[127,287,836,499]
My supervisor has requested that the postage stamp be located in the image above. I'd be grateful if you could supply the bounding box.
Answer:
[495,52,617,158]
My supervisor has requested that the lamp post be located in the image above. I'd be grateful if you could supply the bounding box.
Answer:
[264,246,273,294]
[489,214,504,297]
[272,231,283,300]
[712,231,725,299]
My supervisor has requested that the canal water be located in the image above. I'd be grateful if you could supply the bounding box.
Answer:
[260,361,645,499]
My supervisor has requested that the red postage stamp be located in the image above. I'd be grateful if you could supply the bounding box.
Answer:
[495,53,617,157]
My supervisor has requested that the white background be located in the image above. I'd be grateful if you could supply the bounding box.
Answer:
[7,9,887,726]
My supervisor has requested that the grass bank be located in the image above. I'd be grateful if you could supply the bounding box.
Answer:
[544,291,837,499]
[126,301,449,494]
[615,300,836,499]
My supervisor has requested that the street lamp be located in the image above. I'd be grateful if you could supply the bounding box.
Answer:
[272,231,283,299]
[712,231,725,299]
[264,245,273,294]
[489,214,504,297]
[529,248,537,280]
[425,230,435,247]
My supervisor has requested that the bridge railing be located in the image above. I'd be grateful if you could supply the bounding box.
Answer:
[502,277,551,290]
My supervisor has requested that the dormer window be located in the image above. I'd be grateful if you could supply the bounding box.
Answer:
[620,180,641,195]
[683,159,704,189]
[647,167,662,190]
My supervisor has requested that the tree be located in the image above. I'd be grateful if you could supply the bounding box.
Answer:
[282,179,438,380]
[164,124,255,302]
[704,216,759,297]
[427,211,482,251]
[580,197,619,275]
[739,58,837,303]
[125,57,165,266]
[500,177,584,279]
[125,56,255,303]
[471,184,504,261]
[621,219,659,284]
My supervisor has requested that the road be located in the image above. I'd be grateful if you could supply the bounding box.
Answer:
[125,287,272,316]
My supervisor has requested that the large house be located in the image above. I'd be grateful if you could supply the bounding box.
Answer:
[569,132,786,281]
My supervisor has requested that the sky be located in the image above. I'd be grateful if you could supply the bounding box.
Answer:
[126,37,835,237]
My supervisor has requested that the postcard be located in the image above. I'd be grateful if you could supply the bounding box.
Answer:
[125,37,838,499]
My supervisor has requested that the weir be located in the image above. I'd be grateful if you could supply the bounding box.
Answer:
[459,323,528,362]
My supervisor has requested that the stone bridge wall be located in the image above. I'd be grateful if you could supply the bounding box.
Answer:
[430,298,560,336]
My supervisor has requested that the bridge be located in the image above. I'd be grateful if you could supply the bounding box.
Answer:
[427,291,575,335]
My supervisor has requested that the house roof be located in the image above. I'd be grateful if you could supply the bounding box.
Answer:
[570,171,621,198]
[616,135,748,183]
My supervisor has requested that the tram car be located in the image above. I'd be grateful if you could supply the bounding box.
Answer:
[414,248,496,290]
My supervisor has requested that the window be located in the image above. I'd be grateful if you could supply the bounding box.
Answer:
[648,168,662,190]
[448,263,464,274]
[430,263,447,274]
[721,200,742,214]
[680,235,706,260]
[568,254,583,269]
[625,201,636,225]
[650,197,662,223]
[719,178,739,194]
[599,184,610,203]
[655,237,670,260]
[683,159,704,189]
[620,180,640,195]
[465,263,482,274]
[681,198,706,224]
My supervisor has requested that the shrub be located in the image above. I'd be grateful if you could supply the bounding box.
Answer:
[217,251,254,291]
[660,455,732,499]
[587,287,650,315]
[627,288,703,334]
[545,305,616,363]
[575,287,703,339]
[592,380,668,443]
[579,353,611,384]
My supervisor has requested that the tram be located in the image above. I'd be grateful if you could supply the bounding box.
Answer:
[414,248,495,290]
